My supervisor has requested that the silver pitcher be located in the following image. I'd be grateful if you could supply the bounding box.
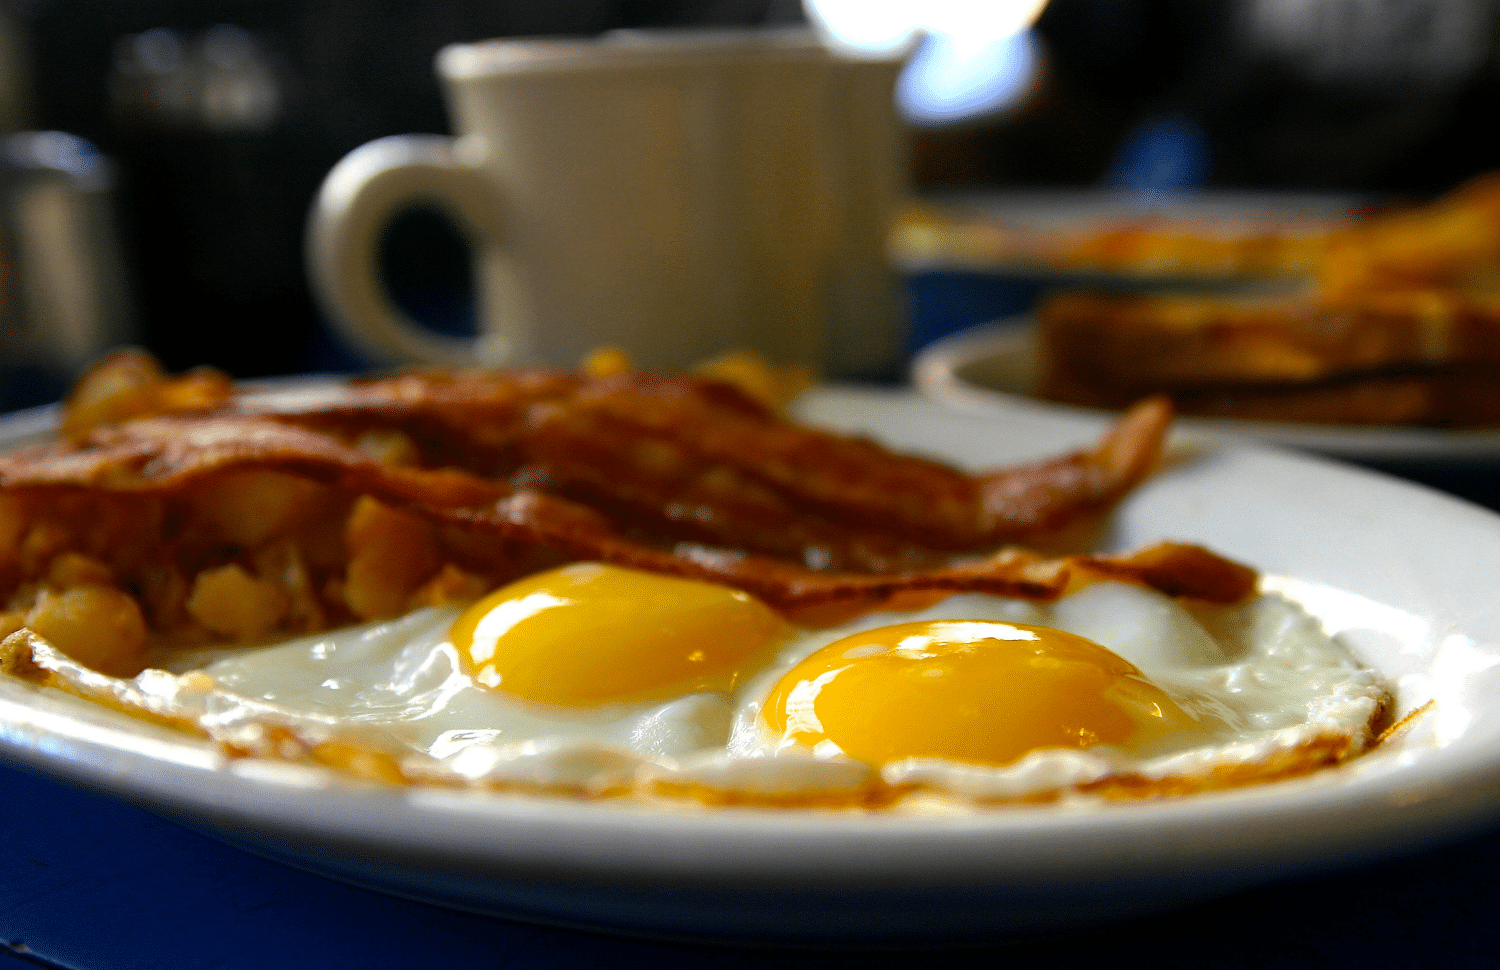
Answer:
[0,131,134,409]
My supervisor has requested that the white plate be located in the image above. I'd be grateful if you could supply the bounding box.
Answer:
[913,320,1500,464]
[3,386,1500,944]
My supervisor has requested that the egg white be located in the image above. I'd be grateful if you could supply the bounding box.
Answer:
[143,578,1389,803]
[187,606,735,788]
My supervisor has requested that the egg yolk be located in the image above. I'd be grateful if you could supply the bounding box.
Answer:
[450,563,791,707]
[762,620,1214,768]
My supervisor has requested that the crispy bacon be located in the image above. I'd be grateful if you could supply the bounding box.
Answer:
[0,358,1236,668]
[216,370,1176,569]
[0,402,1239,609]
[7,371,1174,571]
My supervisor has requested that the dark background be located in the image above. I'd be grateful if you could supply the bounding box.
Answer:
[4,6,1500,963]
[6,0,1500,381]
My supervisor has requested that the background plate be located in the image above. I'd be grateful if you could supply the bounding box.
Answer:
[912,319,1500,464]
[3,386,1500,945]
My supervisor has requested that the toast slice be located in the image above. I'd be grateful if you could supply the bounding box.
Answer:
[1319,173,1500,297]
[1036,288,1500,426]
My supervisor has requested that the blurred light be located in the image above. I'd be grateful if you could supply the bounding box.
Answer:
[134,27,183,74]
[109,24,281,133]
[803,0,922,56]
[803,0,1049,124]
[897,30,1040,125]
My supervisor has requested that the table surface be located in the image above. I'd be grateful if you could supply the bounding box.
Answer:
[3,436,1499,969]
[4,753,1500,970]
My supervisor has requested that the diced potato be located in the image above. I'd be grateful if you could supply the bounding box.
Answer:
[694,351,816,413]
[154,366,234,414]
[19,521,71,576]
[24,585,148,677]
[46,552,115,588]
[354,429,422,467]
[188,470,325,549]
[409,563,491,609]
[59,349,168,440]
[60,351,231,440]
[343,496,438,620]
[187,563,291,642]
[252,542,326,633]
[583,346,634,378]
[14,494,164,585]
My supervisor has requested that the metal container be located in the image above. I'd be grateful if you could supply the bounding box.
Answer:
[0,131,134,410]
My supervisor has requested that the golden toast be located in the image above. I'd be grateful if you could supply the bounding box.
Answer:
[1038,288,1500,425]
[1033,173,1500,427]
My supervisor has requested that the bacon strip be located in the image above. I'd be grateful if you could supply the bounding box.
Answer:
[508,377,1174,548]
[0,408,1249,612]
[10,375,1172,564]
[212,371,1175,569]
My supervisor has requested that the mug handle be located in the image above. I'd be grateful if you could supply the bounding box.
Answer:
[306,134,507,368]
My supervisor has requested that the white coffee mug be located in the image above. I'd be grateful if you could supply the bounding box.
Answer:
[306,29,907,378]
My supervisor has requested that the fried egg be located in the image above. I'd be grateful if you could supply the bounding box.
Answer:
[153,561,1387,805]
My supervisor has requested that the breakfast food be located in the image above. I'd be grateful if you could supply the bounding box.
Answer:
[895,174,1500,289]
[1038,288,1500,425]
[0,350,1180,640]
[892,201,1341,279]
[1033,173,1500,426]
[0,354,1390,808]
[585,346,817,415]
[1318,172,1500,297]
[2,559,1388,807]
